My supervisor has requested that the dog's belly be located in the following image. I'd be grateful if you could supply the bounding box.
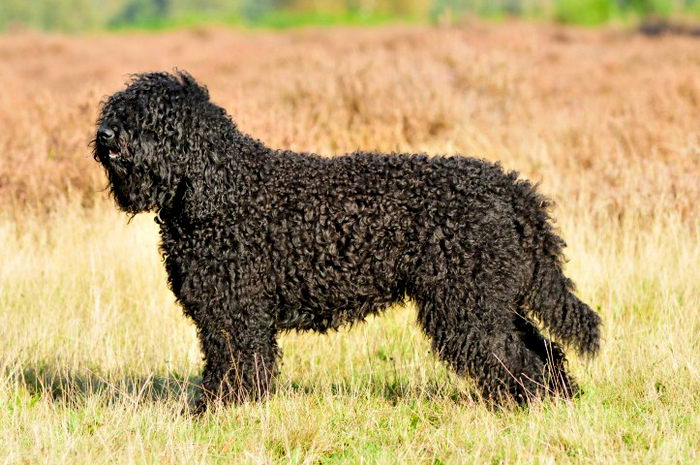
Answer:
[275,288,402,332]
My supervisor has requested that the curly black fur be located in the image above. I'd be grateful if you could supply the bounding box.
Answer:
[93,71,601,412]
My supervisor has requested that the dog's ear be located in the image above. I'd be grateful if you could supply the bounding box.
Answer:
[180,157,223,221]
[175,70,210,102]
[137,131,161,168]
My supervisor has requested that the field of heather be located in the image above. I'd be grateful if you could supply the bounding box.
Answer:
[0,22,698,464]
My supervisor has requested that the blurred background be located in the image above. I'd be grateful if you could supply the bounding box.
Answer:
[2,0,700,31]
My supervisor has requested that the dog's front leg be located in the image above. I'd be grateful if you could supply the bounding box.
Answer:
[192,311,280,414]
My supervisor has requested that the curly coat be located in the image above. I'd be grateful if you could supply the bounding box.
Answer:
[93,71,601,412]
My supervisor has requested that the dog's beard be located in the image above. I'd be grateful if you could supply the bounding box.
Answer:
[106,168,155,213]
[95,140,149,212]
[95,130,176,214]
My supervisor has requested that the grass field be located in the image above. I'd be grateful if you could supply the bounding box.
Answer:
[0,22,699,463]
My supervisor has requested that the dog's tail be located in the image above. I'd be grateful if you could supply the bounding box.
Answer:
[510,175,601,357]
[524,251,601,356]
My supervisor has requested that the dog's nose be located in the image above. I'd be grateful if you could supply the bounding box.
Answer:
[98,126,115,142]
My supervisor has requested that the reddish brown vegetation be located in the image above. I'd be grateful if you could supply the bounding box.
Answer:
[1,22,698,219]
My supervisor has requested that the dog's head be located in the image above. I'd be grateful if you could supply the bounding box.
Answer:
[93,71,212,214]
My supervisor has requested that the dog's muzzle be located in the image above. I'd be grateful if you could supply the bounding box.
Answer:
[97,126,122,160]
[97,126,115,143]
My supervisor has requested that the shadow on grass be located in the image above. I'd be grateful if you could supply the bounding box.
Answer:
[285,375,478,405]
[10,360,481,410]
[10,361,200,408]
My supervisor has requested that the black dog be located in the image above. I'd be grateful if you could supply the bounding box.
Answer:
[93,71,600,412]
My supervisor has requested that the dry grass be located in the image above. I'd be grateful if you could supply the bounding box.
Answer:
[0,21,699,463]
[1,22,699,217]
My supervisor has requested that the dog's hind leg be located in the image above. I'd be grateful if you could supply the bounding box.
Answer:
[513,311,579,398]
[415,289,549,404]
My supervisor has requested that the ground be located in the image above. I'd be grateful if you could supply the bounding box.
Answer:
[0,21,698,464]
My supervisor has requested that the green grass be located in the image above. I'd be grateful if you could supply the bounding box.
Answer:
[247,10,407,29]
[104,10,408,33]
[1,201,698,463]
[106,12,242,32]
[553,0,619,26]
[4,0,700,33]
[105,0,700,31]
